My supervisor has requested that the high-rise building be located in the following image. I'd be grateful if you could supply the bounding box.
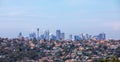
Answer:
[37,28,39,39]
[40,34,44,40]
[84,34,92,40]
[69,34,73,40]
[18,32,23,38]
[81,33,85,40]
[56,30,61,40]
[49,33,56,40]
[98,33,106,40]
[74,35,81,41]
[93,33,106,40]
[29,32,36,39]
[61,32,65,40]
[43,30,49,40]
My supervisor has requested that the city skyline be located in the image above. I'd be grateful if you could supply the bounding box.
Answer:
[0,0,120,39]
[25,29,106,40]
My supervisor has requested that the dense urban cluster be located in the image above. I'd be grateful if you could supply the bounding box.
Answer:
[28,29,106,41]
[0,37,120,62]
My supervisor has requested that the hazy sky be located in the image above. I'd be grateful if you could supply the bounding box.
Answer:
[0,0,120,39]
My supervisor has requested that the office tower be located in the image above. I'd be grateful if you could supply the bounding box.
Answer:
[37,28,39,39]
[69,34,73,40]
[93,33,106,40]
[74,35,81,41]
[81,33,85,40]
[18,32,23,38]
[61,32,65,40]
[88,35,92,40]
[29,32,36,39]
[40,34,45,40]
[49,33,56,40]
[43,30,49,40]
[84,34,91,40]
[98,33,106,40]
[56,30,61,40]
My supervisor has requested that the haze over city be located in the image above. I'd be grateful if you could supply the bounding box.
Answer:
[0,0,120,39]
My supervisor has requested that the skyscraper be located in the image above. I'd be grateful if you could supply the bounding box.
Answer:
[84,34,91,40]
[93,33,106,40]
[40,34,44,40]
[29,32,36,39]
[37,28,39,39]
[18,32,23,38]
[56,30,61,40]
[81,33,85,40]
[98,33,106,40]
[69,34,73,40]
[49,33,56,40]
[43,30,49,40]
[74,35,81,41]
[61,32,65,40]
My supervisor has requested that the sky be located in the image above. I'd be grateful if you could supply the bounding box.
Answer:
[0,0,120,39]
